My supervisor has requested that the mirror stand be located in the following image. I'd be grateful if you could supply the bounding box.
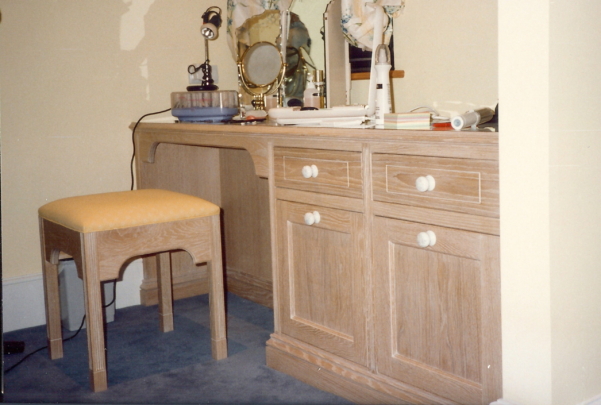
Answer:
[237,63,286,110]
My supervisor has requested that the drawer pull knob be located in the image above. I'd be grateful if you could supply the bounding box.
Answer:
[415,175,436,192]
[303,211,321,226]
[417,230,437,247]
[301,165,319,179]
[302,165,312,179]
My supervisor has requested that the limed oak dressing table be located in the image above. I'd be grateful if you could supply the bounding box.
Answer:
[133,122,501,404]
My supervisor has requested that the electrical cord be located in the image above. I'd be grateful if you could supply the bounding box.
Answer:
[5,281,117,374]
[130,108,172,191]
[409,106,450,122]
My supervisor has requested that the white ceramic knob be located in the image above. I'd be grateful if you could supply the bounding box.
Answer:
[415,175,436,192]
[304,212,315,225]
[417,230,437,247]
[311,164,319,178]
[415,177,428,192]
[302,165,313,179]
[304,211,321,225]
[312,211,321,224]
[426,230,436,246]
[417,232,429,247]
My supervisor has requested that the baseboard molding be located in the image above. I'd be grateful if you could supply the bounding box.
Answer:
[2,273,47,333]
[2,260,144,333]
[492,392,601,405]
[225,268,273,308]
[139,266,273,309]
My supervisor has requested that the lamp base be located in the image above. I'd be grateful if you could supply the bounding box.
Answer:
[187,84,219,91]
[187,61,218,91]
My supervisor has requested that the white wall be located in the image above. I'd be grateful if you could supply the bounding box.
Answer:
[498,1,552,403]
[499,0,601,404]
[392,0,498,116]
[548,1,601,403]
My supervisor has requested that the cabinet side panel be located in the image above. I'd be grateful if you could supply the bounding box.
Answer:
[220,148,273,306]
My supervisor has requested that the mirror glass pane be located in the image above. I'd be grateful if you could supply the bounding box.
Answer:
[243,42,283,85]
[289,0,327,74]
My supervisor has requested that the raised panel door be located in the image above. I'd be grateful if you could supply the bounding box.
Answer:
[275,200,367,366]
[373,216,501,405]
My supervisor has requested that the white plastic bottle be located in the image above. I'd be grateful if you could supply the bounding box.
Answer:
[374,44,392,127]
[303,72,321,109]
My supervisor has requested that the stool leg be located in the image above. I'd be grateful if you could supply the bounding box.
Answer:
[209,215,227,360]
[39,222,64,359]
[81,233,108,392]
[42,259,64,359]
[157,252,174,332]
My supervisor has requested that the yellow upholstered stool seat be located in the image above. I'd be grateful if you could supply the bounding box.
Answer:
[38,189,227,392]
[39,189,220,233]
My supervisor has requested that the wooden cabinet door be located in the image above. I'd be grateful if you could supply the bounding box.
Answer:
[275,200,367,366]
[373,216,501,405]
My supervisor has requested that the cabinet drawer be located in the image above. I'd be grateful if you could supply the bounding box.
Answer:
[274,147,363,198]
[372,154,499,217]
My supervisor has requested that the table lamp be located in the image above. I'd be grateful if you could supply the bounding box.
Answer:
[187,6,222,91]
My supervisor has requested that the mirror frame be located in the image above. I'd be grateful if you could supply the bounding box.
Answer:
[237,42,287,110]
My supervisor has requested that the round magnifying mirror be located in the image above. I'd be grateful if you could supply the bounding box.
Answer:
[238,42,285,110]
[243,42,282,85]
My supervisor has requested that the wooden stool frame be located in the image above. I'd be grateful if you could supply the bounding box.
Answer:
[39,214,227,392]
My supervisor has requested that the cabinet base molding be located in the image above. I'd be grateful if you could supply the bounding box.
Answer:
[140,273,209,306]
[266,334,458,405]
[224,268,273,308]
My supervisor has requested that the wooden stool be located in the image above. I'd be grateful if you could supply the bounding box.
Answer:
[38,189,227,392]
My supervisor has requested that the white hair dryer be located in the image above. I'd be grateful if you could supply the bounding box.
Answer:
[451,107,495,130]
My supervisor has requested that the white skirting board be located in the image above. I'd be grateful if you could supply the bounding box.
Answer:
[2,259,143,333]
[492,395,601,405]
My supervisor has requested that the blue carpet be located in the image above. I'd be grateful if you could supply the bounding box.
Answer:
[53,313,245,387]
[2,293,351,404]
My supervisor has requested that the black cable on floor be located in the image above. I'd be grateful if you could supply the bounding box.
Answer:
[4,314,85,374]
[129,108,172,191]
[5,281,117,374]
